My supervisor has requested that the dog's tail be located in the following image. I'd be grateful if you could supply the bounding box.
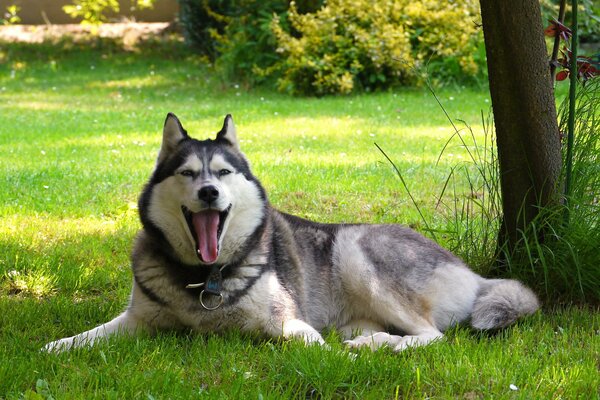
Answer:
[470,278,540,330]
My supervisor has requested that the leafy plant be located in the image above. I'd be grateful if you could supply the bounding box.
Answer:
[177,0,321,85]
[63,0,156,25]
[272,0,482,95]
[545,17,599,84]
[212,0,290,85]
[178,0,231,57]
[1,4,21,25]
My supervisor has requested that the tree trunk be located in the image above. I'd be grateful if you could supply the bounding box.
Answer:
[479,0,562,257]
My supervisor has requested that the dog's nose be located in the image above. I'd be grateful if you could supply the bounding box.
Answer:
[198,185,219,204]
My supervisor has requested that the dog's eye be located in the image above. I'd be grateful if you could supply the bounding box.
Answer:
[180,170,194,177]
[218,169,232,177]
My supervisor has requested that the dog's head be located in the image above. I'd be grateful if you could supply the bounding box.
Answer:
[139,113,267,266]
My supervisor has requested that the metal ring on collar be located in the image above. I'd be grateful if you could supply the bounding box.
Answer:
[200,290,224,311]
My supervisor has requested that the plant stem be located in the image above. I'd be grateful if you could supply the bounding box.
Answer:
[550,0,567,83]
[564,0,578,224]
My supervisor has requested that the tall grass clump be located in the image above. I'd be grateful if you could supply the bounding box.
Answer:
[433,112,502,275]
[502,78,600,303]
[384,78,599,304]
[380,77,504,276]
[377,108,503,276]
[452,78,600,303]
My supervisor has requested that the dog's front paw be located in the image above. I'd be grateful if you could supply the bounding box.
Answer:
[42,336,76,353]
[282,319,326,346]
[344,332,401,351]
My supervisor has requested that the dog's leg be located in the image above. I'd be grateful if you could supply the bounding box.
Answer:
[43,311,141,353]
[343,284,444,351]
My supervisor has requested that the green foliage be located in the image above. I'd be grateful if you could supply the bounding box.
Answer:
[579,0,600,42]
[443,80,599,304]
[178,0,321,85]
[212,0,290,85]
[178,0,483,94]
[541,0,600,43]
[177,0,230,57]
[1,4,21,25]
[63,0,119,25]
[272,0,483,95]
[434,112,503,274]
[63,0,156,25]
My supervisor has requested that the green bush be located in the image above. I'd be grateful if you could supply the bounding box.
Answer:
[272,0,483,95]
[63,0,155,25]
[178,0,230,58]
[1,4,21,25]
[178,0,483,94]
[178,0,322,84]
[212,0,291,85]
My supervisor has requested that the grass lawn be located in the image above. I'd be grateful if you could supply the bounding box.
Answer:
[0,40,598,398]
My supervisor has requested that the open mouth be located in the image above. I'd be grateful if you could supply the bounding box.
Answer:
[182,204,231,264]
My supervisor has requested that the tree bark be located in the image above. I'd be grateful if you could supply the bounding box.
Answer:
[479,0,562,256]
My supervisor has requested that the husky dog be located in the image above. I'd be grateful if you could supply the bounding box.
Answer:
[44,113,539,353]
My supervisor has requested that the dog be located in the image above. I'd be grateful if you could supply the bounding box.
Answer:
[44,113,539,353]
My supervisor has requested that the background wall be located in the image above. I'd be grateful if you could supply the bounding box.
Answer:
[0,0,178,24]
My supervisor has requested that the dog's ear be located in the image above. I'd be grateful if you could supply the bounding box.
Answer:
[158,113,188,163]
[216,114,240,150]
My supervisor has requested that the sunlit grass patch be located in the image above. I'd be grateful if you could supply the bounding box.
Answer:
[0,213,136,298]
[4,268,56,298]
[86,75,173,90]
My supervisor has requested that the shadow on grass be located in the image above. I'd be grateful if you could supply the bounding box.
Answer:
[0,222,135,299]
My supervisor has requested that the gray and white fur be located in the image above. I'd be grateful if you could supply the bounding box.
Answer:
[44,113,539,353]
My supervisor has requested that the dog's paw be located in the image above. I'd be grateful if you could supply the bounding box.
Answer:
[282,319,326,346]
[344,332,402,351]
[42,337,75,353]
[390,332,444,352]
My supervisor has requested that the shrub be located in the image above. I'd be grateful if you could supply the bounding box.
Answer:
[212,0,290,85]
[63,0,156,25]
[178,0,322,84]
[1,4,21,25]
[178,0,231,58]
[272,0,482,95]
[402,0,482,83]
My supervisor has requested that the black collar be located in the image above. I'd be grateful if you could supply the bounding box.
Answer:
[185,264,228,311]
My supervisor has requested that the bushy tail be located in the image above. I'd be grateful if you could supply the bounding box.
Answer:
[471,279,540,330]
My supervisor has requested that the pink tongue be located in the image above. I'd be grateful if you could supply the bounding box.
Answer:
[192,210,220,264]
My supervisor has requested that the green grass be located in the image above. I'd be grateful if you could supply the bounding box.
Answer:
[1,40,598,399]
